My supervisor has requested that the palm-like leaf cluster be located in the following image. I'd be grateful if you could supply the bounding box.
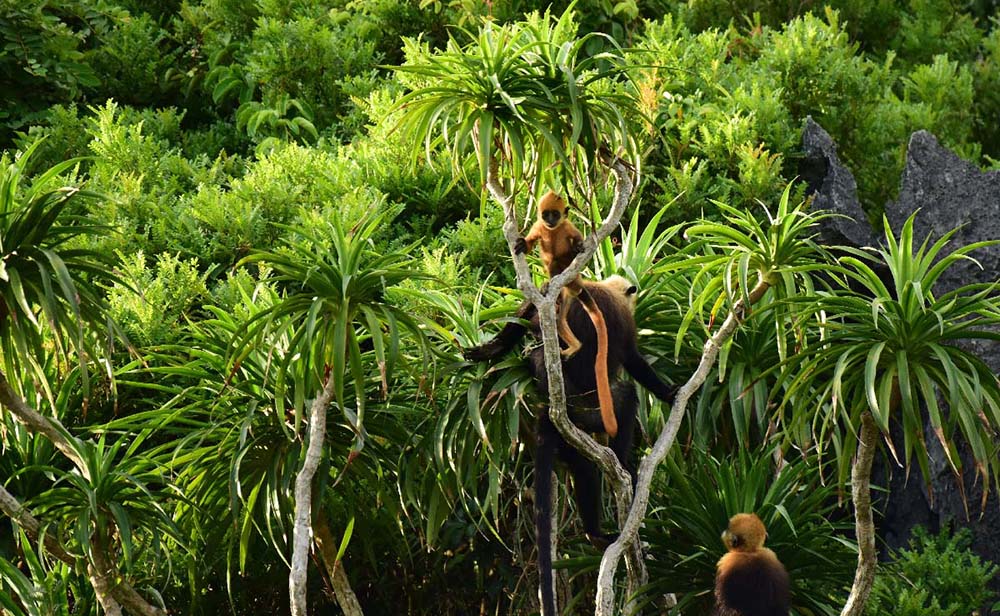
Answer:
[26,433,182,574]
[233,210,429,451]
[778,213,1000,496]
[0,141,123,400]
[394,8,640,192]
[103,279,418,588]
[0,530,78,616]
[640,448,855,616]
[668,185,834,361]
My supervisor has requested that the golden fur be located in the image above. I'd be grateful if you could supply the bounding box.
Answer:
[519,190,616,436]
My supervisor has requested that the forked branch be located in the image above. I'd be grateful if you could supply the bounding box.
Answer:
[595,277,771,615]
[485,156,647,613]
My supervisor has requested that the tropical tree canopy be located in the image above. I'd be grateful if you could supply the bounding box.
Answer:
[3,3,1000,616]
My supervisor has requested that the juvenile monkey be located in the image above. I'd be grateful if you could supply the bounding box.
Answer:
[515,190,616,436]
[714,513,791,616]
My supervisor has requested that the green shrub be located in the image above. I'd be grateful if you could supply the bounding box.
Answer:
[174,143,390,266]
[901,55,976,153]
[86,12,180,106]
[108,251,209,346]
[444,200,515,281]
[564,447,855,615]
[756,11,886,140]
[0,0,102,141]
[636,8,996,218]
[890,0,982,66]
[866,525,999,616]
[12,104,92,171]
[244,15,379,134]
[973,21,1000,160]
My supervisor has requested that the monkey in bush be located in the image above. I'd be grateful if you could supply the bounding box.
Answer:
[515,190,617,437]
[714,513,791,616]
[465,275,677,616]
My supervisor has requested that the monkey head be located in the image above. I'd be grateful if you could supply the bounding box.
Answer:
[538,190,568,229]
[595,275,638,313]
[722,513,767,553]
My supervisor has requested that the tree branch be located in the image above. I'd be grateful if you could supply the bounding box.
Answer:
[289,373,339,616]
[89,562,125,616]
[0,369,87,476]
[0,484,77,565]
[314,517,365,616]
[0,484,168,616]
[595,278,771,615]
[486,156,645,613]
[840,411,878,616]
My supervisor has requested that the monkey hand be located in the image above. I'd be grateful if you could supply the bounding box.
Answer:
[586,532,619,550]
[463,342,500,362]
[514,237,527,255]
[657,383,680,404]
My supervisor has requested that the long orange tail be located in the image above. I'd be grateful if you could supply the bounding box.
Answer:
[580,295,615,437]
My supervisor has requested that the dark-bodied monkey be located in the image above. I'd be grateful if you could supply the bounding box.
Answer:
[515,190,617,437]
[714,513,791,616]
[465,275,677,616]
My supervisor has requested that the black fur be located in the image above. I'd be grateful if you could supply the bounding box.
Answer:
[464,283,677,616]
[713,553,791,616]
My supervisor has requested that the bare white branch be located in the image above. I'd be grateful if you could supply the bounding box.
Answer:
[289,374,339,616]
[595,278,771,615]
[486,156,645,614]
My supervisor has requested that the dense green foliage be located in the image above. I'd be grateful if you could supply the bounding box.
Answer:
[3,1,1000,615]
[867,525,999,616]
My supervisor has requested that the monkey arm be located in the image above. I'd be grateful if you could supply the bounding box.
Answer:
[515,224,542,255]
[623,347,677,403]
[463,300,536,362]
[568,225,585,254]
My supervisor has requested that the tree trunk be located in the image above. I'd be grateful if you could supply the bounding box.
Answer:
[840,410,879,616]
[314,516,365,616]
[89,562,124,616]
[289,374,339,616]
[595,278,770,616]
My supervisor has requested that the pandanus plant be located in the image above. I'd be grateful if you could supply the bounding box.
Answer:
[776,213,1000,616]
[0,142,169,615]
[393,8,652,613]
[232,210,429,616]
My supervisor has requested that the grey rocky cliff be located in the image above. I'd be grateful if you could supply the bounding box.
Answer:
[800,116,880,249]
[801,121,1000,588]
[887,130,1000,291]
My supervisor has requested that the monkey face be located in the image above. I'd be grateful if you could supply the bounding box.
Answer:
[537,190,567,229]
[541,208,563,228]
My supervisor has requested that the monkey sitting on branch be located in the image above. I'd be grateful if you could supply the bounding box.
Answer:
[465,275,677,616]
[515,190,618,437]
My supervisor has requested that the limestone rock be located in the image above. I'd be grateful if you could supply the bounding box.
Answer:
[886,130,1000,295]
[799,117,880,249]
